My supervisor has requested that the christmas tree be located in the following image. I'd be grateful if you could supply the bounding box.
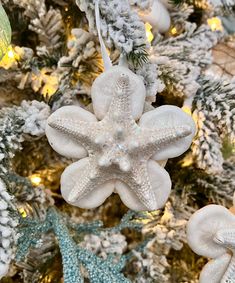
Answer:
[0,0,234,282]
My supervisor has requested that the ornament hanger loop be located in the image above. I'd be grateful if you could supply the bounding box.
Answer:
[95,0,112,71]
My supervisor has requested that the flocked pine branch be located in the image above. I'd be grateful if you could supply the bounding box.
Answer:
[170,3,194,24]
[132,61,160,101]
[151,23,224,101]
[168,0,235,8]
[170,155,235,206]
[0,179,17,279]
[29,6,64,56]
[0,107,24,173]
[16,233,59,282]
[75,0,148,59]
[196,157,235,205]
[11,0,45,18]
[11,0,64,55]
[0,102,51,279]
[192,76,235,173]
[0,101,50,173]
[59,29,101,70]
[59,28,104,90]
[0,43,61,100]
[7,173,49,218]
[130,23,223,102]
[124,198,196,282]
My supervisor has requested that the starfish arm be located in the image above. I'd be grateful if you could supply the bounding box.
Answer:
[105,73,133,123]
[199,254,231,283]
[47,116,99,152]
[138,105,196,160]
[221,254,235,283]
[137,125,193,159]
[215,228,235,250]
[116,160,171,211]
[130,162,157,210]
[67,161,97,203]
[61,158,114,209]
[46,105,98,159]
[214,228,235,283]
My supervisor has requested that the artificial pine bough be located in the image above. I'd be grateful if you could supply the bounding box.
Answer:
[0,0,234,282]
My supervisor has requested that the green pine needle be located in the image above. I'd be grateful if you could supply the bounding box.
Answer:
[126,44,149,68]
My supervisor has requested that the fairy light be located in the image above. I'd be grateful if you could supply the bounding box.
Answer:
[41,74,59,97]
[7,48,14,59]
[5,45,19,60]
[145,22,154,43]
[19,207,27,218]
[181,105,195,169]
[181,155,193,167]
[170,26,178,36]
[207,17,223,31]
[30,174,42,186]
[182,105,192,116]
[68,33,76,42]
[0,45,20,68]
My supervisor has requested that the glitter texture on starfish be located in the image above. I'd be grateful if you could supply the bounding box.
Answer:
[187,204,235,283]
[46,66,196,211]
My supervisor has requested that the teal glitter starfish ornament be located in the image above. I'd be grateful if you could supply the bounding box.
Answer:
[16,208,147,283]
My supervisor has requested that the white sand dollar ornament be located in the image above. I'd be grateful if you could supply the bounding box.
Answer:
[187,204,235,258]
[187,204,235,283]
[139,0,171,33]
[46,68,195,211]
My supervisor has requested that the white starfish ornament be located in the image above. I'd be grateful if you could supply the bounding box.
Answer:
[46,66,196,211]
[187,204,235,283]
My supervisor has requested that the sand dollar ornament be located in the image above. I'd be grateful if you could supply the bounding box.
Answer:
[187,204,235,283]
[46,66,196,211]
[138,0,171,33]
[0,4,11,60]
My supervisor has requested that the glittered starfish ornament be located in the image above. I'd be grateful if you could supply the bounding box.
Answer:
[46,66,196,211]
[187,204,235,283]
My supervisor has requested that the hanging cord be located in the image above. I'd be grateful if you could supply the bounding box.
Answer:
[95,0,112,70]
